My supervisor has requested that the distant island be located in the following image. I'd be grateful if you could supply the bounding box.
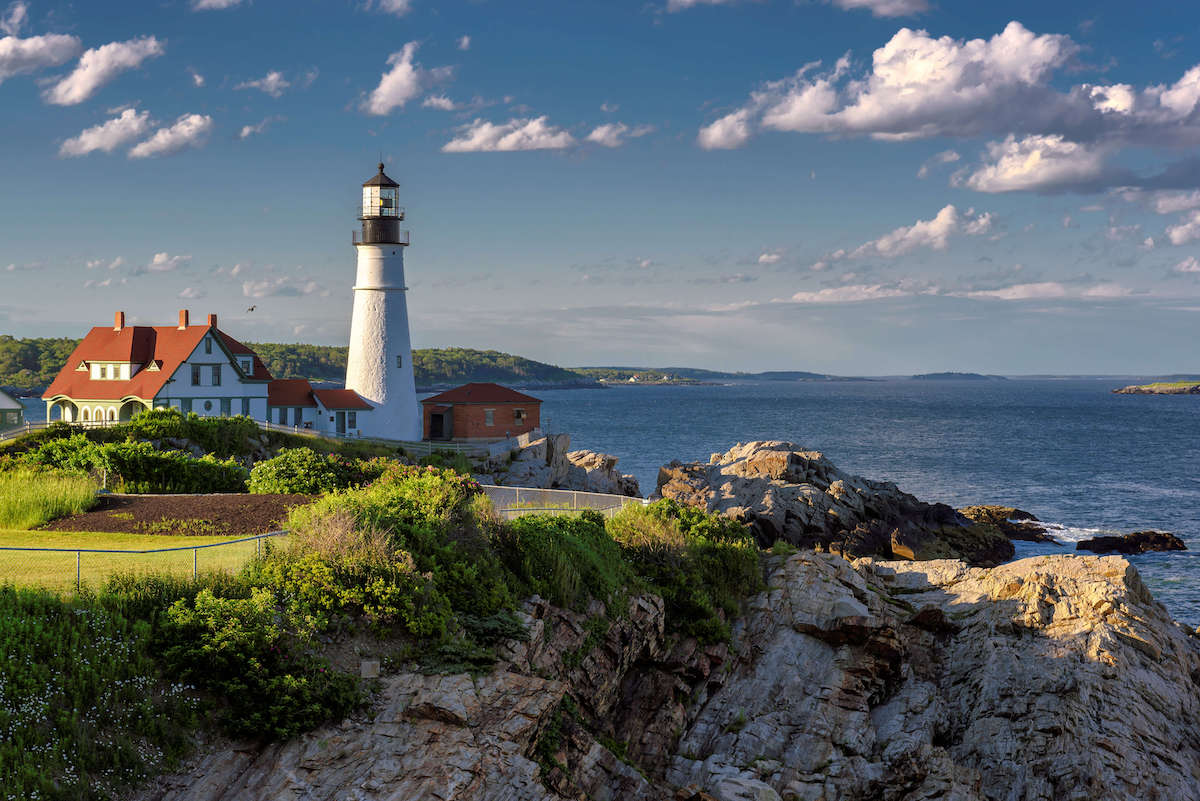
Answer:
[911,372,1007,381]
[0,336,863,394]
[575,366,871,384]
[1113,379,1200,395]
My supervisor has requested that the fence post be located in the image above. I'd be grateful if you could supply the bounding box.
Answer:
[76,551,81,592]
[573,491,578,510]
[193,548,198,581]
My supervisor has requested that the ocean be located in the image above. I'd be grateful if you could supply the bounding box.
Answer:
[18,380,1200,626]
[535,379,1200,628]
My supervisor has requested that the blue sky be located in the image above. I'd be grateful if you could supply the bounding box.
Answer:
[3,0,1200,374]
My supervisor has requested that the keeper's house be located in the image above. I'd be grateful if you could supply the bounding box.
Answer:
[41,310,372,437]
[421,382,541,442]
[0,388,24,431]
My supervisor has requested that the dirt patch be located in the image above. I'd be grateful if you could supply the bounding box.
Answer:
[43,493,315,536]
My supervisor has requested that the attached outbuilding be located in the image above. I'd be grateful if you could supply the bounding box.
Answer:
[421,382,541,442]
[0,388,24,431]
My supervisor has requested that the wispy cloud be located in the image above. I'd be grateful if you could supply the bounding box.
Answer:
[238,115,281,139]
[128,114,213,158]
[363,42,450,115]
[43,36,164,105]
[235,70,289,98]
[827,0,928,17]
[585,122,654,148]
[442,116,575,152]
[59,108,150,157]
[0,31,80,84]
[191,0,243,9]
[457,35,470,51]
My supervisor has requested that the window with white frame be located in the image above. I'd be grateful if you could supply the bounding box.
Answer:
[212,365,221,386]
[191,365,202,385]
[484,409,495,426]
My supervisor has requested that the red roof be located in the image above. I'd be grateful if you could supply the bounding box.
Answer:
[421,382,541,405]
[313,389,372,410]
[267,379,317,408]
[43,322,272,402]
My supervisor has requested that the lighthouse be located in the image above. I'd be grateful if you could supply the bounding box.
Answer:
[344,163,421,440]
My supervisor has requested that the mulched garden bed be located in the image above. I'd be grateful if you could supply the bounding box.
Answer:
[43,493,316,536]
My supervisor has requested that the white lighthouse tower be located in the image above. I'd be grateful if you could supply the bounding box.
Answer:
[344,163,421,440]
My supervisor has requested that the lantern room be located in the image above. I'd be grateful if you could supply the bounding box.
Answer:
[356,163,408,246]
[361,163,403,219]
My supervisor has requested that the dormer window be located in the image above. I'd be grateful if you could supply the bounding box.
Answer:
[240,358,252,374]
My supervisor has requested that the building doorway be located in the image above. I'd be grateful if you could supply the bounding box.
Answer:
[335,411,346,435]
[430,412,445,439]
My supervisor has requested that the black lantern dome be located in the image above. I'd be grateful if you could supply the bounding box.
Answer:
[357,163,407,245]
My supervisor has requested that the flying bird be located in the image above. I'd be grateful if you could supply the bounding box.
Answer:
[246,305,257,312]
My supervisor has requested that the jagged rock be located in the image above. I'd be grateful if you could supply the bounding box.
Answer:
[655,441,1013,566]
[959,505,1056,543]
[136,552,1200,801]
[559,450,642,497]
[1076,530,1187,554]
[668,552,1200,801]
[486,435,641,497]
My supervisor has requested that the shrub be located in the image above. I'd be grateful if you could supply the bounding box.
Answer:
[0,585,197,800]
[0,468,97,529]
[248,448,389,495]
[286,465,513,619]
[159,588,361,740]
[18,435,248,493]
[495,511,633,613]
[608,500,762,643]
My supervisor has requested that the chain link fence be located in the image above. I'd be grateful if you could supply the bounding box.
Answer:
[0,532,285,593]
[480,485,647,521]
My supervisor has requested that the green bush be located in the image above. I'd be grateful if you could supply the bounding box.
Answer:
[18,434,248,493]
[608,500,762,643]
[160,588,361,741]
[0,468,97,529]
[495,511,633,613]
[0,585,197,800]
[286,465,513,619]
[248,448,389,494]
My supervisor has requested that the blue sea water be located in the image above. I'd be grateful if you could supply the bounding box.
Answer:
[534,379,1200,628]
[18,381,1200,627]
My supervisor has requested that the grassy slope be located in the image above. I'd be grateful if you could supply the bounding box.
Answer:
[0,530,259,591]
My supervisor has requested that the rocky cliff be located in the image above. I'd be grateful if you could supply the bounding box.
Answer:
[655,441,1013,565]
[136,553,1200,801]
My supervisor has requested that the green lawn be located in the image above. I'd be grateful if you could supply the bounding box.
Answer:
[0,529,268,591]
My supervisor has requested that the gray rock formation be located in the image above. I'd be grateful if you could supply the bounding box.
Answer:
[667,553,1200,801]
[655,441,1013,565]
[563,450,640,497]
[135,552,1200,801]
[481,434,641,497]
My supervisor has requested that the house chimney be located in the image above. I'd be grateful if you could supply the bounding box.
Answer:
[207,313,218,328]
[114,311,125,332]
[178,309,189,330]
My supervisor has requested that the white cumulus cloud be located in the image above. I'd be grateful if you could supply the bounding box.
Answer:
[59,108,151,157]
[442,116,575,152]
[1167,211,1200,246]
[142,252,190,273]
[1174,256,1200,273]
[0,31,80,84]
[758,249,783,264]
[128,113,213,158]
[235,70,289,97]
[43,36,164,106]
[363,42,449,116]
[962,135,1111,193]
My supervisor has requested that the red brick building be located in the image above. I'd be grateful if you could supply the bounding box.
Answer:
[421,382,541,442]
